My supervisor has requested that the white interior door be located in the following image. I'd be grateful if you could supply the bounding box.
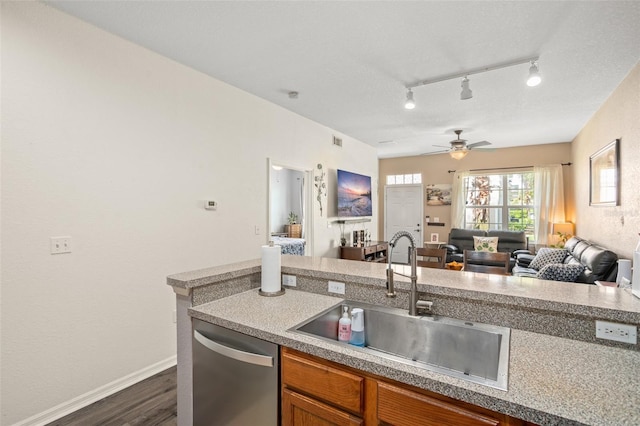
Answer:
[384,185,424,264]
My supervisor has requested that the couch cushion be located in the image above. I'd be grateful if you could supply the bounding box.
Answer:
[448,228,486,253]
[529,248,568,270]
[473,236,499,252]
[537,263,585,282]
[511,265,539,278]
[487,230,529,254]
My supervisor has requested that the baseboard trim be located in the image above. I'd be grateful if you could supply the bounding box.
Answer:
[12,355,177,426]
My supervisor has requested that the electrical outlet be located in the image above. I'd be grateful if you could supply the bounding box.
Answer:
[50,236,72,254]
[328,281,345,295]
[282,274,297,287]
[596,320,637,344]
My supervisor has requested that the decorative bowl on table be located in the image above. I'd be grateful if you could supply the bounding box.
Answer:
[446,261,463,271]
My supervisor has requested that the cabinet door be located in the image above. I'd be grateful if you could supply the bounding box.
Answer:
[282,389,363,426]
[377,382,502,426]
[282,349,363,414]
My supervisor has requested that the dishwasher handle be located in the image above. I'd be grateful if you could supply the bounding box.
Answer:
[194,330,274,367]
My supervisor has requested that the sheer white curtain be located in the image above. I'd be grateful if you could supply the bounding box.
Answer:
[533,164,565,245]
[450,171,470,228]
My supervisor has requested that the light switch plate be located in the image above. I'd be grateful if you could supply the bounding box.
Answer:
[50,236,72,254]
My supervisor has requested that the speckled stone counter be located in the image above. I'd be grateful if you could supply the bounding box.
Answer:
[169,255,640,425]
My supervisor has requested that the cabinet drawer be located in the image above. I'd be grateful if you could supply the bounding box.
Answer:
[376,244,387,252]
[364,246,376,255]
[282,350,364,414]
[377,382,501,426]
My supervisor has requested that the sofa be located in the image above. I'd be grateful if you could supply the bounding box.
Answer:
[512,236,618,284]
[444,228,530,271]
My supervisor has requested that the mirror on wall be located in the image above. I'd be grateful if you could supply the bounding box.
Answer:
[268,159,313,256]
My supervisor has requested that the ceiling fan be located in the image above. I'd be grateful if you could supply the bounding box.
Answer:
[428,130,492,159]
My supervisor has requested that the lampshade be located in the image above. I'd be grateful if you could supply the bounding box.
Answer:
[450,149,468,160]
[552,222,574,235]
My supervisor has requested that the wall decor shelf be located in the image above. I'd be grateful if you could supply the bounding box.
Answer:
[331,217,372,225]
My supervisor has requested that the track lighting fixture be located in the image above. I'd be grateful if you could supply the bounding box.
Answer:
[460,76,473,100]
[526,61,541,87]
[403,56,541,108]
[404,89,415,109]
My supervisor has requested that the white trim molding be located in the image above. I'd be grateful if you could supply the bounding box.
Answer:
[11,356,177,426]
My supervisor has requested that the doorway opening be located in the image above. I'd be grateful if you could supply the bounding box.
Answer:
[268,159,314,256]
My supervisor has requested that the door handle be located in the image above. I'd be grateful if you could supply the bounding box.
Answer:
[194,330,274,367]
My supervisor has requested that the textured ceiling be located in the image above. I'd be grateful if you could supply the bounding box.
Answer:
[46,1,640,158]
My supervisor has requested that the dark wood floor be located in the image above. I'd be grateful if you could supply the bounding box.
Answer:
[47,366,177,426]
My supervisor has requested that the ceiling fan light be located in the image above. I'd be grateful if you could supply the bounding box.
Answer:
[404,89,415,109]
[450,149,468,160]
[527,62,541,87]
[460,77,473,100]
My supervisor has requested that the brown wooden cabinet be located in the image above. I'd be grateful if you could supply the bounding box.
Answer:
[282,348,533,426]
[340,242,388,263]
[282,389,363,426]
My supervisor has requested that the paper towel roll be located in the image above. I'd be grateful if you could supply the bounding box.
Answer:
[617,259,632,285]
[261,244,281,294]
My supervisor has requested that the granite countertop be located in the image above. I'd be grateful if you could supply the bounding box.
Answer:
[190,288,640,426]
[171,256,640,425]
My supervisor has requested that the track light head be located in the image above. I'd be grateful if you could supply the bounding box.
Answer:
[404,89,415,109]
[527,61,541,87]
[460,77,473,100]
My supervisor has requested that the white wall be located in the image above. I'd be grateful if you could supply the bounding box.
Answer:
[571,62,640,259]
[0,3,378,424]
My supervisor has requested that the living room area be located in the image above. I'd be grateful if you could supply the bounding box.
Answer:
[378,60,639,284]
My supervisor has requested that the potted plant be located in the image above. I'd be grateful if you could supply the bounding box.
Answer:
[286,212,302,238]
[288,212,298,224]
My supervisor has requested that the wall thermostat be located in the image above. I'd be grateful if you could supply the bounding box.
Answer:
[204,200,217,210]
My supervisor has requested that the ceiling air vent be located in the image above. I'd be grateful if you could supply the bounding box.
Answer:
[333,136,343,147]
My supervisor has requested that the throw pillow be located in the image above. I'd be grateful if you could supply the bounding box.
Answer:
[529,248,567,270]
[537,263,585,282]
[473,236,499,252]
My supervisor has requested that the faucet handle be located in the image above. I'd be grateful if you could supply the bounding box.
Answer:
[386,267,396,298]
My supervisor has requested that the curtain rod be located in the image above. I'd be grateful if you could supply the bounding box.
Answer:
[447,162,572,174]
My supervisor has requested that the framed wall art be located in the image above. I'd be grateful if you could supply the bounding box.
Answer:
[589,139,620,206]
[425,184,452,206]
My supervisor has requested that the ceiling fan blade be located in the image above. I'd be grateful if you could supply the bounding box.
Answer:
[433,144,451,149]
[467,140,491,149]
[421,149,449,156]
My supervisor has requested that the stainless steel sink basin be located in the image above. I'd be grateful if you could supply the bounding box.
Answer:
[289,300,510,390]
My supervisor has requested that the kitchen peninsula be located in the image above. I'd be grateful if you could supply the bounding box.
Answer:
[168,256,640,426]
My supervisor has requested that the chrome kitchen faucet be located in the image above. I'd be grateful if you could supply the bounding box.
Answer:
[387,231,433,316]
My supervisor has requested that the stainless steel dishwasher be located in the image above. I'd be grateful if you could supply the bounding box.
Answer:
[192,318,279,426]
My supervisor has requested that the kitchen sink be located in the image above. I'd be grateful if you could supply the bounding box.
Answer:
[289,300,510,390]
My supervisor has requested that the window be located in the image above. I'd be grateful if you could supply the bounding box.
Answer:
[463,172,534,239]
[386,173,422,185]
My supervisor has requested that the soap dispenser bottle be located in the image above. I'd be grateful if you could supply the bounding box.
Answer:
[338,306,352,342]
[349,308,365,347]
